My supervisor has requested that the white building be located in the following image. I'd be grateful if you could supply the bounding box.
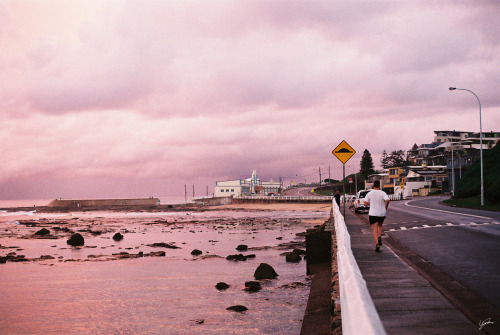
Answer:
[214,170,283,197]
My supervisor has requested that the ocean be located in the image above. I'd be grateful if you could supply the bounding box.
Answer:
[0,206,330,334]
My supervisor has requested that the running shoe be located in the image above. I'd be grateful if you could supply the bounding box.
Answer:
[378,237,382,246]
[375,244,380,252]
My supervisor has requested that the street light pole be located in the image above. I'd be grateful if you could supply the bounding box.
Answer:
[449,87,484,206]
[451,141,455,196]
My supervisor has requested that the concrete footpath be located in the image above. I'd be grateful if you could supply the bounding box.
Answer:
[344,210,481,335]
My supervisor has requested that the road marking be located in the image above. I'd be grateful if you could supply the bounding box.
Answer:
[404,201,493,219]
[388,221,499,232]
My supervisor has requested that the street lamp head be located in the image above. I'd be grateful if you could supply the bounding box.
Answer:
[449,87,456,91]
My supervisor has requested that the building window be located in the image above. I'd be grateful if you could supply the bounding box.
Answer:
[221,189,224,192]
[231,189,234,192]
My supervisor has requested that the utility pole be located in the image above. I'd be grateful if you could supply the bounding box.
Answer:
[329,166,331,181]
[184,184,187,202]
[319,167,322,185]
[192,185,195,199]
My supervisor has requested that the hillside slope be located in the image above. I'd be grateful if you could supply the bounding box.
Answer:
[454,143,500,203]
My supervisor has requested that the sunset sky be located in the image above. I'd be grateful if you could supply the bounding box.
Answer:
[1,0,499,200]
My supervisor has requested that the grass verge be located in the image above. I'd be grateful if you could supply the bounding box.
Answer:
[443,195,500,212]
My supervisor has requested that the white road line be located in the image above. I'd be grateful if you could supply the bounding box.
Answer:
[446,223,454,226]
[404,201,493,219]
[422,224,430,228]
[400,227,407,230]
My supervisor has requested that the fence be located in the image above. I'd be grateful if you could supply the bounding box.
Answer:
[332,199,386,335]
[234,195,333,202]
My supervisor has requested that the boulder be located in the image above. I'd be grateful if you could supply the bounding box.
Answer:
[244,281,262,292]
[226,305,248,312]
[254,263,278,280]
[0,256,6,264]
[191,249,202,256]
[216,282,230,290]
[67,233,84,246]
[112,233,124,241]
[236,244,248,251]
[35,228,50,236]
[285,252,301,263]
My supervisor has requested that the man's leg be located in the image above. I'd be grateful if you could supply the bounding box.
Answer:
[377,217,385,245]
[371,223,379,244]
[369,216,379,244]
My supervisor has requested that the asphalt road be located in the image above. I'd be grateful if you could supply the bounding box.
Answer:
[283,186,320,197]
[374,196,500,310]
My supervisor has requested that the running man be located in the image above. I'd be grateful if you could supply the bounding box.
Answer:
[363,180,390,252]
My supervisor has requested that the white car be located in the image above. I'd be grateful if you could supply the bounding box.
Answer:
[354,190,371,213]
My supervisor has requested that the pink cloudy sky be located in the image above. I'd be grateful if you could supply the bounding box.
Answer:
[1,0,499,200]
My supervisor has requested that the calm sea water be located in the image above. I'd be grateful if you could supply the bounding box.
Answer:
[0,209,328,334]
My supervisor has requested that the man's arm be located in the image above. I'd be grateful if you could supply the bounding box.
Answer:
[363,194,370,207]
[385,199,389,209]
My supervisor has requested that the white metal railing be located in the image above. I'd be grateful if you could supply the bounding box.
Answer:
[234,195,333,201]
[332,199,386,335]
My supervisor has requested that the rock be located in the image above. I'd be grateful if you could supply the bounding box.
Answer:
[67,233,84,246]
[34,228,50,236]
[285,252,301,263]
[244,281,262,292]
[226,254,256,261]
[40,255,55,260]
[293,248,306,255]
[216,282,230,290]
[254,263,278,280]
[226,305,248,312]
[285,250,302,263]
[280,282,305,289]
[0,256,6,264]
[236,244,248,251]
[191,249,202,256]
[148,251,166,257]
[147,242,180,249]
[112,233,124,241]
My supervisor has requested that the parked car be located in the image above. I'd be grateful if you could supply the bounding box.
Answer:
[354,190,371,213]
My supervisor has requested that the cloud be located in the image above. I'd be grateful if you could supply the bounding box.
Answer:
[0,0,499,200]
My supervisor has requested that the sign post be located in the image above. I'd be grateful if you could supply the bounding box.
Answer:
[332,140,356,216]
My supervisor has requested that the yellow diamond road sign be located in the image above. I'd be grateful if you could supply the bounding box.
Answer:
[332,140,356,164]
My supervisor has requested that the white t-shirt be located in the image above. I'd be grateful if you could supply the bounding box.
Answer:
[365,189,389,217]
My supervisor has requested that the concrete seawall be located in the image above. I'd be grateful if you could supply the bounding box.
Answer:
[47,198,160,208]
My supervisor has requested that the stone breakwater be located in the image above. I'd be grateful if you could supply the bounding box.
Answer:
[47,197,160,208]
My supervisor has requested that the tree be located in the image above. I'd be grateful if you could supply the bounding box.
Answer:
[384,150,410,168]
[360,149,375,180]
[380,150,389,168]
